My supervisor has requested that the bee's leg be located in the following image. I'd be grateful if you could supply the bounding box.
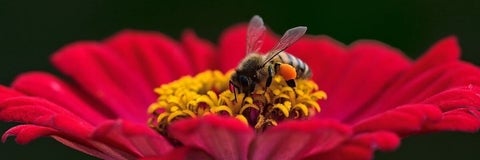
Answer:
[266,76,273,88]
[234,92,238,102]
[286,79,296,88]
[286,79,298,98]
[266,62,281,88]
[229,81,238,102]
[262,77,272,97]
[262,64,276,96]
[241,83,256,105]
[241,94,247,105]
[264,76,272,95]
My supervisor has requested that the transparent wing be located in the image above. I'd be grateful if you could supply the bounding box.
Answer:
[263,26,307,64]
[246,15,266,55]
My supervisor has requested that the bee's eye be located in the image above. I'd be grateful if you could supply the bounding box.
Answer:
[239,75,249,86]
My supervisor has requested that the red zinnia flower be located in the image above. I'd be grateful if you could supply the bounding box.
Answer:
[2,17,480,160]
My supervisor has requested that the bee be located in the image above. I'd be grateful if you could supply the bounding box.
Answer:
[229,15,311,101]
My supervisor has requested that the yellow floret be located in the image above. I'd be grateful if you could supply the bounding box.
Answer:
[147,70,327,133]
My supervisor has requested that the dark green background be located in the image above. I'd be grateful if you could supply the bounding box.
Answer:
[1,0,480,159]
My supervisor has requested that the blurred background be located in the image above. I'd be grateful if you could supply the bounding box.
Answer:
[0,0,479,159]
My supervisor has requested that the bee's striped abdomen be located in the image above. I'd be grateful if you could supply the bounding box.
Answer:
[276,52,311,79]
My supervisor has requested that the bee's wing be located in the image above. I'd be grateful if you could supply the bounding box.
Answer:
[246,15,266,55]
[262,26,307,65]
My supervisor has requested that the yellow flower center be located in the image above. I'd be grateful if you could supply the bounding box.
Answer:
[147,70,327,133]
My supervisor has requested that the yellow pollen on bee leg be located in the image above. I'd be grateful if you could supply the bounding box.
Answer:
[147,70,327,134]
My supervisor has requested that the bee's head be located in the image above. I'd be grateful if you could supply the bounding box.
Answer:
[229,70,256,95]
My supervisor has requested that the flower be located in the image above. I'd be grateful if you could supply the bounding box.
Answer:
[2,21,480,160]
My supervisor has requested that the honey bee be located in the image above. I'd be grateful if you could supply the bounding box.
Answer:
[229,15,311,100]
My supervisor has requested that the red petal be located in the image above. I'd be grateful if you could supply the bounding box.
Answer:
[2,124,140,160]
[354,86,480,135]
[402,62,480,103]
[369,36,461,103]
[308,131,400,160]
[92,120,173,157]
[2,125,57,144]
[414,36,460,67]
[0,97,94,137]
[105,30,195,87]
[386,36,460,89]
[315,40,410,122]
[424,108,480,132]
[306,142,372,160]
[143,147,213,160]
[249,119,351,160]
[2,125,131,160]
[0,98,132,159]
[352,131,400,151]
[383,62,480,106]
[122,120,174,156]
[51,42,154,123]
[169,115,254,160]
[423,85,480,112]
[54,136,135,160]
[353,104,442,136]
[0,85,23,100]
[12,72,112,125]
[351,37,480,122]
[284,35,348,95]
[181,30,216,72]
